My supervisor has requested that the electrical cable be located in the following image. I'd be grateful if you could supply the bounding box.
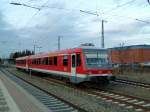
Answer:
[102,0,136,14]
[22,0,50,28]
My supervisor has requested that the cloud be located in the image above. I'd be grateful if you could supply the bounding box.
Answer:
[0,11,21,56]
[0,0,150,57]
[106,20,150,37]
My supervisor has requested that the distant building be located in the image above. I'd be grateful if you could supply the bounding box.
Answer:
[109,45,150,66]
[1,58,15,65]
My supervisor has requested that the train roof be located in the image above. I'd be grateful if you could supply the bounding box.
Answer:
[16,47,107,60]
[109,44,150,50]
[16,56,29,60]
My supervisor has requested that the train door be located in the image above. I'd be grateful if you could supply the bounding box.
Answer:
[26,58,29,71]
[71,54,76,83]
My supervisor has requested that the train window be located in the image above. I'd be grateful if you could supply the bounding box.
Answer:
[36,59,38,64]
[63,55,68,66]
[34,60,36,64]
[19,60,26,64]
[41,58,45,65]
[33,59,36,64]
[32,60,33,64]
[72,55,76,67]
[35,59,37,64]
[39,58,41,64]
[77,54,81,66]
[49,58,53,65]
[54,56,57,66]
[45,57,49,65]
[37,59,40,64]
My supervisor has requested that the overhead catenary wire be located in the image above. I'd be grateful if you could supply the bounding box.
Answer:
[41,0,149,24]
[12,0,150,28]
[102,0,137,14]
[10,0,51,53]
[22,0,50,28]
[103,13,150,24]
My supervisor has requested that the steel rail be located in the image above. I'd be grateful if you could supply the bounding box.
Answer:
[112,79,150,90]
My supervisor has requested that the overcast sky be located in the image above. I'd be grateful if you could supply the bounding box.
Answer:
[0,0,150,57]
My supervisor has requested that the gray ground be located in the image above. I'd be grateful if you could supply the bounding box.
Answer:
[6,67,135,112]
[114,72,150,84]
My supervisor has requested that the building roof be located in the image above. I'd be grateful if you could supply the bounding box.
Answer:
[109,44,150,50]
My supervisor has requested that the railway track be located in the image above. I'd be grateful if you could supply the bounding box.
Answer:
[37,75,150,112]
[88,89,150,112]
[45,77,150,111]
[112,79,150,90]
[4,68,150,112]
[0,68,87,112]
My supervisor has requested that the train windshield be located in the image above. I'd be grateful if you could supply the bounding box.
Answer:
[84,50,109,69]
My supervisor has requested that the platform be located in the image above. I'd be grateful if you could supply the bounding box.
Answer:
[0,71,51,112]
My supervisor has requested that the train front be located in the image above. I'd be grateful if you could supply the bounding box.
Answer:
[83,48,115,84]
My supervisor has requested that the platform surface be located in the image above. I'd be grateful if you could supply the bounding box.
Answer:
[0,71,51,112]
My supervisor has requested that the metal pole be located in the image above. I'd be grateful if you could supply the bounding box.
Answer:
[101,20,104,48]
[34,45,36,54]
[58,36,61,50]
[29,69,32,77]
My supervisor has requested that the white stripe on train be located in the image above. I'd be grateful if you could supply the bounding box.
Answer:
[16,66,112,78]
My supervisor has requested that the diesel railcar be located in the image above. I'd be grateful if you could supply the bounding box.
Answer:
[16,47,114,84]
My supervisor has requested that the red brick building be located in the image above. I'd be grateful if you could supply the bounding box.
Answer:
[109,45,150,65]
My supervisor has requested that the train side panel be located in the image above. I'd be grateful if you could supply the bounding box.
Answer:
[16,48,113,84]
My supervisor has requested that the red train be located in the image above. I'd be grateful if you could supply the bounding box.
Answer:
[16,47,114,84]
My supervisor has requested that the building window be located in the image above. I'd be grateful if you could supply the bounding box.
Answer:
[63,55,68,66]
[54,56,57,66]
